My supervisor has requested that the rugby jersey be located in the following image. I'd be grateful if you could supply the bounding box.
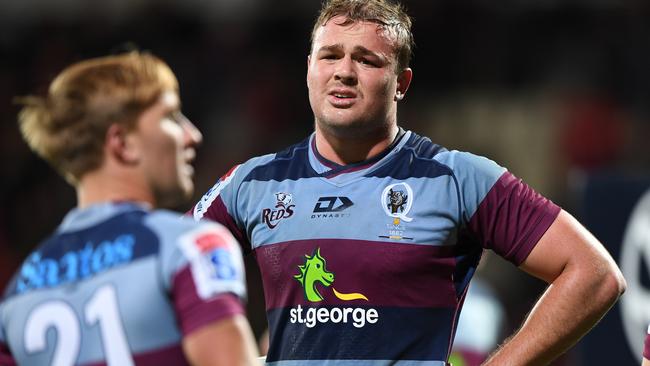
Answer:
[645,326,650,360]
[0,202,246,365]
[193,130,560,366]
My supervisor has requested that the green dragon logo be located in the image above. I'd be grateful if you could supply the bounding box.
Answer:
[294,247,368,302]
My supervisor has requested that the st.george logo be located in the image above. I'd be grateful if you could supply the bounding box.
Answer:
[294,248,367,302]
[291,248,378,328]
[262,192,295,229]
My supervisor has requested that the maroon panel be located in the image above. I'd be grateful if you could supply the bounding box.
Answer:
[205,197,251,253]
[468,172,561,265]
[171,265,245,336]
[0,342,16,366]
[85,343,188,366]
[644,333,650,359]
[255,239,459,309]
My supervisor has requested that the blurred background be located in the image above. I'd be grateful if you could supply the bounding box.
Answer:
[1,0,649,364]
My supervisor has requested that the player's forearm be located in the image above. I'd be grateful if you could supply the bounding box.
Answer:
[183,315,260,366]
[483,260,625,366]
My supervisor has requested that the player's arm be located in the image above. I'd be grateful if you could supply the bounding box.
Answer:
[182,312,258,366]
[483,210,626,365]
[165,219,259,366]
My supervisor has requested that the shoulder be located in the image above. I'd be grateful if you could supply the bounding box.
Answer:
[206,137,311,190]
[147,209,241,268]
[193,138,313,220]
[236,137,312,181]
[434,150,503,174]
[146,209,231,238]
[237,137,315,182]
[401,131,506,181]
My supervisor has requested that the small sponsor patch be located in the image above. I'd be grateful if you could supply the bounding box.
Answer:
[179,224,245,300]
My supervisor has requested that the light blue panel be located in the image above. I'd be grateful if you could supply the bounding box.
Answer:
[434,150,506,221]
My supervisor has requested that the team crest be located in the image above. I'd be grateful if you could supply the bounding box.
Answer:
[262,192,295,229]
[381,183,414,222]
[275,192,293,209]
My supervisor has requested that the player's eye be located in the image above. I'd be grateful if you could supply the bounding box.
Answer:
[358,57,379,67]
[316,263,321,269]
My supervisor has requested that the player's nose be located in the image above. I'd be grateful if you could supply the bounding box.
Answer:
[333,55,357,85]
[179,115,203,147]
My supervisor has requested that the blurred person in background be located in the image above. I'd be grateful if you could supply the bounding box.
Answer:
[0,52,259,365]
[448,278,505,366]
[619,187,650,366]
[192,0,626,365]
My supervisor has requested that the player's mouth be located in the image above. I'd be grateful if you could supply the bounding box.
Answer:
[182,149,196,176]
[328,89,357,108]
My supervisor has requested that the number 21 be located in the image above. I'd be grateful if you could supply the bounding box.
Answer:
[24,284,134,366]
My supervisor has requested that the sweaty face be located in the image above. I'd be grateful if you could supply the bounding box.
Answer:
[135,91,202,208]
[307,16,402,138]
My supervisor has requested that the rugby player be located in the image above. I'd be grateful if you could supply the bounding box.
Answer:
[0,52,259,365]
[644,329,650,366]
[192,0,626,364]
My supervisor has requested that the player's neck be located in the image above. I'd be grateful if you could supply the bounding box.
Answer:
[76,168,155,209]
[314,123,399,165]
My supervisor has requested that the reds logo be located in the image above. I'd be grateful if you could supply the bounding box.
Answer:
[275,192,293,209]
[262,192,295,229]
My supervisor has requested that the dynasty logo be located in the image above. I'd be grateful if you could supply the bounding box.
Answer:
[311,196,353,219]
[290,248,378,328]
[262,192,295,229]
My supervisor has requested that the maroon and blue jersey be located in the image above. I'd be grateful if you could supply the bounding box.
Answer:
[193,130,560,366]
[0,202,246,365]
[645,326,650,360]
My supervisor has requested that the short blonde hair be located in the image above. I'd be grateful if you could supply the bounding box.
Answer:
[17,52,178,183]
[311,0,414,73]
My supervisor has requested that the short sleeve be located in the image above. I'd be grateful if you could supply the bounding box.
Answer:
[644,326,650,360]
[168,222,247,336]
[191,164,248,246]
[467,171,561,265]
[440,151,561,265]
[0,311,16,366]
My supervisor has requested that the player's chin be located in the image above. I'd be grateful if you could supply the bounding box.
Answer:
[156,181,193,209]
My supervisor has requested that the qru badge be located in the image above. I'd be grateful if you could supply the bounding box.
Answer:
[381,182,414,223]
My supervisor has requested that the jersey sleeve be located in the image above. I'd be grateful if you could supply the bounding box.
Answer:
[191,164,248,246]
[0,310,16,366]
[161,220,247,336]
[449,151,561,265]
[644,326,650,360]
[191,154,277,252]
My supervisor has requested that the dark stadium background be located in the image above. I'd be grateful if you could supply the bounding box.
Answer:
[1,0,649,364]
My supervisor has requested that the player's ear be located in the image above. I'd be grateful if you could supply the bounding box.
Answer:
[106,123,140,165]
[306,54,312,87]
[395,68,413,102]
